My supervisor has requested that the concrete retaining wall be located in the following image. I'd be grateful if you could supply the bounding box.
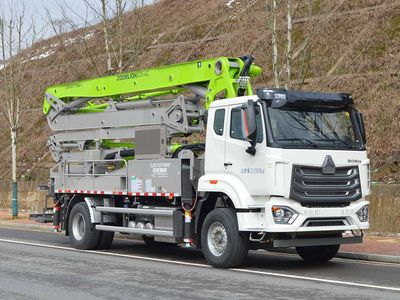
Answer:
[369,184,400,236]
[0,181,48,212]
[0,182,399,236]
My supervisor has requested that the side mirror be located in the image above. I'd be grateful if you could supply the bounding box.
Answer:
[241,100,257,155]
[354,110,366,145]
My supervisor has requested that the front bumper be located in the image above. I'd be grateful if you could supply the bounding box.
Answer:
[237,197,369,233]
[271,236,362,247]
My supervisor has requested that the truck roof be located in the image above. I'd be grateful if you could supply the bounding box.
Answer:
[257,88,353,109]
[209,89,353,109]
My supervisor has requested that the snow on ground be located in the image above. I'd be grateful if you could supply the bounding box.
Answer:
[63,37,77,47]
[29,49,56,61]
[82,31,95,41]
[226,0,238,8]
[64,31,94,47]
[18,30,95,63]
[20,48,56,63]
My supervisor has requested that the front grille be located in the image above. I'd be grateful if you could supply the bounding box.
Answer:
[301,202,350,208]
[303,218,349,227]
[290,165,361,204]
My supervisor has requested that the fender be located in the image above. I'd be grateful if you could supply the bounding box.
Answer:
[64,194,82,235]
[197,174,253,209]
[194,194,217,235]
[84,197,116,224]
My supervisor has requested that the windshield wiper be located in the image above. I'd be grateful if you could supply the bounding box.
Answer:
[314,137,357,149]
[276,138,318,148]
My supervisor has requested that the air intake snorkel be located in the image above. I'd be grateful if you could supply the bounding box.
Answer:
[237,55,254,97]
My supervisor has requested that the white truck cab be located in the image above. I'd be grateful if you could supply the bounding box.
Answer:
[198,89,369,265]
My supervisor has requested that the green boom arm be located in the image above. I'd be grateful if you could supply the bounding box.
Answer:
[43,56,262,115]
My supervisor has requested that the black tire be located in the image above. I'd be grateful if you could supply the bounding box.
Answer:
[68,202,101,250]
[96,231,114,249]
[142,235,178,247]
[296,244,340,263]
[201,208,249,268]
[142,235,156,246]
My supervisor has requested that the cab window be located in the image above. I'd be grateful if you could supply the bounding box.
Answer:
[230,106,263,143]
[213,109,225,136]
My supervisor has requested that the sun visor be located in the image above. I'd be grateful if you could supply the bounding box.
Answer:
[256,88,353,109]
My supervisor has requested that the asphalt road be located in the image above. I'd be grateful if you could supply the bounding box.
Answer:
[0,228,399,299]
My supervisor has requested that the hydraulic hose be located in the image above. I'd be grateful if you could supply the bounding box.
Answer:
[104,149,135,160]
[237,55,254,97]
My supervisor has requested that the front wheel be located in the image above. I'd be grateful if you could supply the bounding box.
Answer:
[296,244,340,263]
[201,208,249,268]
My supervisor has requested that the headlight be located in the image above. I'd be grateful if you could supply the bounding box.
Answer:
[356,205,369,222]
[271,206,298,224]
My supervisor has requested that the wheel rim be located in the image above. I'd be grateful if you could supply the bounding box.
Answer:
[207,221,228,257]
[72,213,86,241]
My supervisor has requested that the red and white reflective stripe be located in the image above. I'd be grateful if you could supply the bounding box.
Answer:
[126,192,175,197]
[55,189,177,197]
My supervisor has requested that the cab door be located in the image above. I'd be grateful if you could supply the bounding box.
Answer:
[204,107,227,175]
[224,102,267,195]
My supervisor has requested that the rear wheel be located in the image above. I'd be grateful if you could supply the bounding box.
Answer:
[142,235,178,247]
[201,208,249,268]
[69,202,101,250]
[296,244,340,263]
[142,235,157,246]
[97,231,114,249]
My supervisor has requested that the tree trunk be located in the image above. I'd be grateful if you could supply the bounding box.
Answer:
[116,0,124,72]
[101,0,113,72]
[285,0,292,89]
[271,0,279,88]
[11,129,18,218]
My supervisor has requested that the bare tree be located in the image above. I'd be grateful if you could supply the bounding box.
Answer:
[119,1,148,71]
[100,0,113,72]
[82,0,127,72]
[270,0,293,89]
[44,9,82,80]
[42,0,147,91]
[115,0,127,72]
[296,0,313,89]
[267,0,344,89]
[97,0,142,72]
[73,0,145,73]
[45,2,102,77]
[50,18,70,35]
[0,5,38,217]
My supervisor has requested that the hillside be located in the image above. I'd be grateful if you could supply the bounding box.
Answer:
[0,0,399,183]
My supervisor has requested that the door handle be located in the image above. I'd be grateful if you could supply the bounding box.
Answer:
[224,162,233,166]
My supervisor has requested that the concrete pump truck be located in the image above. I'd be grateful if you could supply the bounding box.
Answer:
[43,55,370,268]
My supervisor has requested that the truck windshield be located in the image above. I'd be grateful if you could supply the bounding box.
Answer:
[267,107,362,149]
